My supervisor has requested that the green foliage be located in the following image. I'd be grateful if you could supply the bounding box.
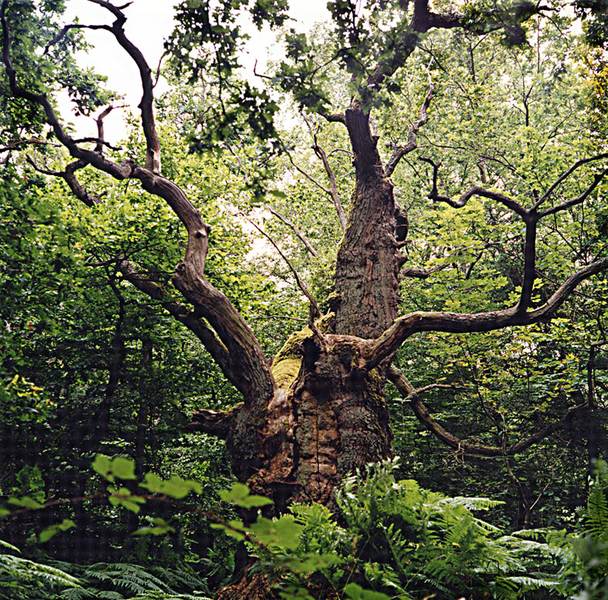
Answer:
[93,455,137,483]
[208,460,608,599]
[0,1,607,598]
[208,459,568,598]
[0,553,211,599]
[0,553,81,599]
[39,519,75,543]
[3,460,608,598]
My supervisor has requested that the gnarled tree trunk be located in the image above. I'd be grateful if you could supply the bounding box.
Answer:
[226,107,398,508]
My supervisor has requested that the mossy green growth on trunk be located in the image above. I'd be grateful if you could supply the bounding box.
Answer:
[270,313,335,390]
[271,357,301,390]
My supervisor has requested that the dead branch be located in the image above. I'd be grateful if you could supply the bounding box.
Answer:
[311,131,348,231]
[388,365,586,457]
[242,212,321,321]
[268,207,318,257]
[385,83,434,177]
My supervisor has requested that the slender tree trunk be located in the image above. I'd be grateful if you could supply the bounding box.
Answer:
[135,337,153,479]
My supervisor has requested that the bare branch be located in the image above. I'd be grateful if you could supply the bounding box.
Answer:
[73,137,121,151]
[281,142,332,196]
[385,83,434,177]
[0,138,58,154]
[242,213,321,321]
[539,169,608,218]
[94,104,127,153]
[86,0,161,172]
[311,132,348,231]
[27,157,101,207]
[153,50,168,88]
[517,212,538,312]
[388,365,586,457]
[367,257,608,367]
[420,157,528,216]
[186,405,241,437]
[318,110,346,125]
[86,0,130,19]
[411,0,463,32]
[364,0,548,105]
[268,207,318,257]
[44,23,111,54]
[401,264,448,279]
[116,261,250,392]
[533,153,608,209]
[2,4,273,404]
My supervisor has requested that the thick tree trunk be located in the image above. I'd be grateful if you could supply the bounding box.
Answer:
[231,330,393,508]
[226,108,399,508]
[219,108,400,599]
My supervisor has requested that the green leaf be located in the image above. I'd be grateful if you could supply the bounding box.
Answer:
[140,472,163,493]
[249,515,303,550]
[7,496,43,509]
[111,456,136,480]
[279,586,316,600]
[0,538,20,553]
[92,454,113,481]
[140,473,202,499]
[344,583,391,600]
[287,552,342,574]
[39,519,75,543]
[210,519,247,541]
[133,518,175,536]
[219,482,273,508]
[108,486,146,513]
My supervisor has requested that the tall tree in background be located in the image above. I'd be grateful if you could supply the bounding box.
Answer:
[1,0,607,517]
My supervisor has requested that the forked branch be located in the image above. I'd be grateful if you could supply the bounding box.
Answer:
[533,153,608,209]
[420,157,527,216]
[368,257,608,368]
[388,366,586,457]
[385,83,434,177]
[86,0,160,172]
[1,0,273,404]
[27,157,101,207]
[186,404,242,438]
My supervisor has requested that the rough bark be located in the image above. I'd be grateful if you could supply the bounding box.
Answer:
[3,0,607,532]
[225,323,391,510]
[228,107,402,507]
[334,108,400,339]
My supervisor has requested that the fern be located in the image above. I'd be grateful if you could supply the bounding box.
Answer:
[0,553,211,600]
[252,457,574,599]
[83,563,173,595]
[0,553,82,599]
[585,478,608,540]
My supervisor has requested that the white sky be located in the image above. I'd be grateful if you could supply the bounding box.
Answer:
[62,0,328,141]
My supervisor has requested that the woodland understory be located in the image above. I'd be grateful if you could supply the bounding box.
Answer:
[1,0,608,598]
